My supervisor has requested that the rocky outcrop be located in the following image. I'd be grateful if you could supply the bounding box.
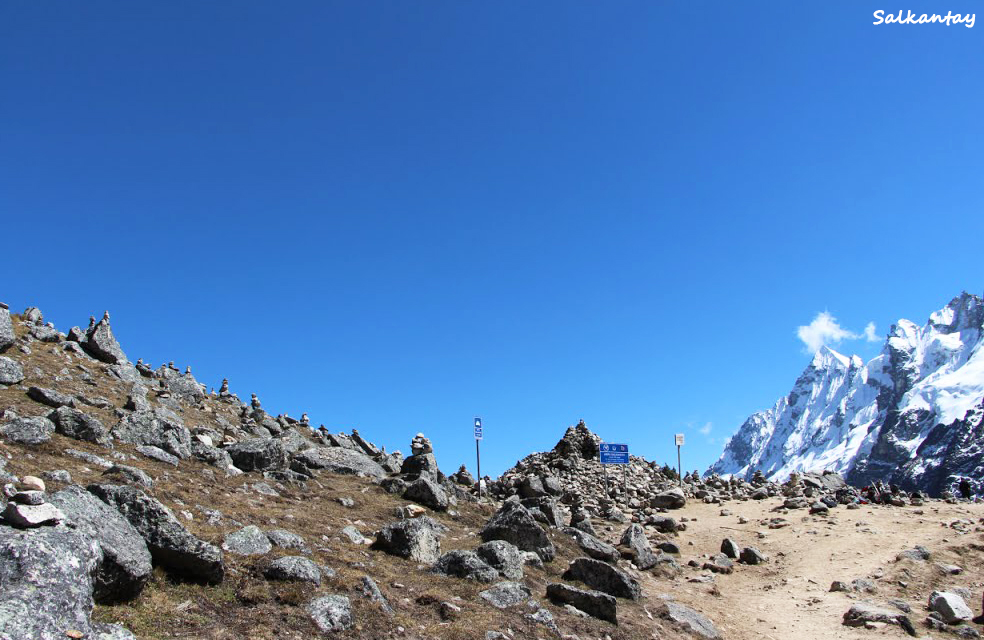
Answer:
[113,408,192,459]
[81,313,128,364]
[1,416,55,445]
[562,557,640,600]
[372,516,447,564]
[49,407,112,446]
[291,446,386,478]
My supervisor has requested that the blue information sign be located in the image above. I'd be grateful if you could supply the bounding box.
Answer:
[474,417,483,440]
[599,443,629,465]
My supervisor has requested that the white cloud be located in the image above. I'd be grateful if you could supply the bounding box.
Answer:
[797,311,859,352]
[698,422,712,435]
[863,322,879,342]
[796,311,879,353]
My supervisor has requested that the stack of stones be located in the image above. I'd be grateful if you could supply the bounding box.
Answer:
[2,476,65,528]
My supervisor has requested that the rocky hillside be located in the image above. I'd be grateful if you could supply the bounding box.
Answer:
[1,302,747,640]
[709,292,984,496]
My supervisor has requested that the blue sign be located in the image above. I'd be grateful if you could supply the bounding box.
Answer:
[474,417,483,440]
[599,443,629,465]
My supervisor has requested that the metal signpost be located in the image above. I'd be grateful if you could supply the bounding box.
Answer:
[675,433,685,485]
[474,417,483,499]
[600,443,629,496]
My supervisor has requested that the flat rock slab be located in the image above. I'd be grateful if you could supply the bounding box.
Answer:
[1,416,55,445]
[546,583,616,624]
[659,601,722,639]
[843,603,917,636]
[291,446,386,478]
[479,581,533,609]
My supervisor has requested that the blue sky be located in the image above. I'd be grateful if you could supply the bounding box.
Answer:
[1,2,981,477]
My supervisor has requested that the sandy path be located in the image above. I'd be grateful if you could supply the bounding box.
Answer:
[635,498,984,640]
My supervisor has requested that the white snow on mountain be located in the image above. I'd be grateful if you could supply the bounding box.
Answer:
[709,292,984,486]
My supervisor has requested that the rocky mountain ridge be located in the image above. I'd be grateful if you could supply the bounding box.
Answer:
[709,292,984,496]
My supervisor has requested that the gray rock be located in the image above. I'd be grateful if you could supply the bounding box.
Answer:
[520,496,564,527]
[646,515,679,534]
[360,575,394,614]
[703,553,734,574]
[0,416,55,445]
[721,538,740,559]
[480,500,555,562]
[563,557,641,600]
[475,540,525,580]
[650,487,686,509]
[519,475,549,498]
[0,306,13,352]
[190,441,236,471]
[49,406,111,446]
[618,523,658,569]
[291,446,385,478]
[81,317,128,364]
[12,490,45,505]
[29,324,60,342]
[546,583,616,623]
[0,356,24,385]
[103,464,154,488]
[843,602,916,636]
[3,502,64,528]
[403,477,452,512]
[265,529,309,553]
[66,448,113,468]
[565,527,620,563]
[0,526,109,639]
[227,437,290,472]
[41,469,72,484]
[896,546,931,562]
[433,550,498,582]
[114,408,192,459]
[930,591,973,624]
[659,601,722,639]
[400,452,440,480]
[740,546,767,565]
[27,386,75,408]
[87,483,224,584]
[479,581,532,609]
[48,485,153,603]
[264,556,321,585]
[372,516,446,563]
[307,595,353,633]
[340,525,369,545]
[223,525,272,556]
[135,445,180,467]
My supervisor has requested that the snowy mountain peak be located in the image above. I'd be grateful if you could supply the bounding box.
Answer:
[708,292,984,497]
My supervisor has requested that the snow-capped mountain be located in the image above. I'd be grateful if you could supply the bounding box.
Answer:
[708,292,984,496]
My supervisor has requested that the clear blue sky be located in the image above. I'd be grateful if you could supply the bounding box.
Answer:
[2,2,981,478]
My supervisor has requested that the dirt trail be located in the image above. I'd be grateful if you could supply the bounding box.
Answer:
[636,498,984,640]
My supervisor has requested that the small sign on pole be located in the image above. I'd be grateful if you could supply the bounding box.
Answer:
[474,418,483,499]
[675,433,684,486]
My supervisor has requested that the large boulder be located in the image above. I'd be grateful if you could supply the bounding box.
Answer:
[546,583,616,624]
[48,486,153,603]
[475,540,525,580]
[650,487,686,509]
[49,407,112,446]
[562,557,640,600]
[433,550,498,582]
[565,528,620,563]
[0,356,24,385]
[264,556,321,585]
[87,484,224,584]
[307,595,353,633]
[0,416,55,445]
[929,591,973,624]
[400,452,440,480]
[291,446,386,478]
[403,477,451,512]
[372,516,447,564]
[478,581,533,609]
[0,525,136,640]
[81,316,128,364]
[27,386,75,408]
[113,408,192,459]
[619,524,658,570]
[480,499,555,562]
[0,306,14,352]
[226,438,289,472]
